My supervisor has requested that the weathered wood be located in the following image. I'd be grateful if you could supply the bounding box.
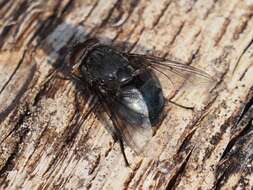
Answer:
[0,0,253,189]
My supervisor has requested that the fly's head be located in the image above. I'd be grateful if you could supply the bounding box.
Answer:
[68,39,99,84]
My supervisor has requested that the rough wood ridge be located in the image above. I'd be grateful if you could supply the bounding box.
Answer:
[0,0,253,189]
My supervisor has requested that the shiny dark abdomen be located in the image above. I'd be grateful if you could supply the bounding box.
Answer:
[134,71,165,126]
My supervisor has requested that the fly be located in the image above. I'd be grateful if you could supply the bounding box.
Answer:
[68,39,214,166]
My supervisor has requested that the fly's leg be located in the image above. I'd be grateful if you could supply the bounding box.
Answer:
[118,137,130,167]
[95,90,131,167]
[109,127,130,167]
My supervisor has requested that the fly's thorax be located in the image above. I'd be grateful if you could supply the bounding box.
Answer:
[81,45,135,89]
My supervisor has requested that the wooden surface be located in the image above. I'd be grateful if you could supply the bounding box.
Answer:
[0,0,253,189]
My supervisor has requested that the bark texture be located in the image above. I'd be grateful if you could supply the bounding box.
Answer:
[0,0,253,189]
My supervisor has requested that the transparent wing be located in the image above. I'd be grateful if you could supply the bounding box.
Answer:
[125,53,215,89]
[100,86,153,155]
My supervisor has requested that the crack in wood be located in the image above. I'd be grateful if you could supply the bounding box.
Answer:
[0,50,26,95]
[41,103,95,177]
[214,95,253,189]
[122,160,142,190]
[79,0,99,25]
[88,1,120,38]
[0,0,10,11]
[169,21,185,46]
[0,108,30,178]
[22,121,50,169]
[0,1,29,48]
[214,18,231,47]
[239,63,253,81]
[165,148,194,190]
[0,64,36,125]
[233,12,253,41]
[109,0,140,27]
[203,0,219,20]
[133,160,155,189]
[151,0,173,29]
[232,36,253,74]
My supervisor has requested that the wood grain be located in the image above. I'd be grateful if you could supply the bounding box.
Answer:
[0,0,252,189]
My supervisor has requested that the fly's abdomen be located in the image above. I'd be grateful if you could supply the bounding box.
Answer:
[134,70,165,126]
[140,78,164,126]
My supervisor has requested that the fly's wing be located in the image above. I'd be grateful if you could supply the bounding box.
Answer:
[100,86,153,155]
[125,53,215,96]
